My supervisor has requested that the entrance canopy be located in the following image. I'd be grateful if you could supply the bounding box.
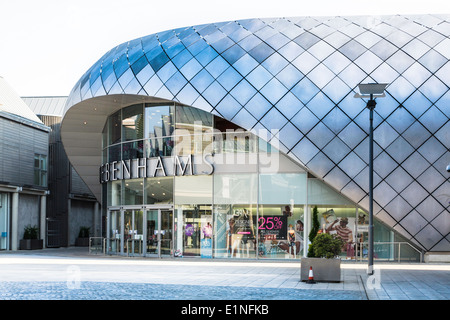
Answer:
[61,94,173,201]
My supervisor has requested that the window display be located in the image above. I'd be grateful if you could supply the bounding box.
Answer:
[175,205,212,257]
[317,207,357,259]
[258,205,304,259]
[229,207,256,258]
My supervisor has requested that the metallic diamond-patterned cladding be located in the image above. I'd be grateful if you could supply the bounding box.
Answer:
[65,15,450,252]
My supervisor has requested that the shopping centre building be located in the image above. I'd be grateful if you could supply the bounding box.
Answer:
[56,14,448,262]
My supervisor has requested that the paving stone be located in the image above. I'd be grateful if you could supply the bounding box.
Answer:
[0,248,449,301]
[0,281,366,300]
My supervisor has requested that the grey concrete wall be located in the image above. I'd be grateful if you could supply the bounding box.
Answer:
[69,199,94,245]
[18,194,40,240]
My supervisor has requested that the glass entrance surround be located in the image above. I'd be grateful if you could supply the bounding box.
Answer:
[106,206,173,257]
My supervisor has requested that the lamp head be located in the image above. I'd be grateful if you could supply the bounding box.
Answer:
[354,83,388,98]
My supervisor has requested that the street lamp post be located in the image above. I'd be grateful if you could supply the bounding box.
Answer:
[354,83,388,275]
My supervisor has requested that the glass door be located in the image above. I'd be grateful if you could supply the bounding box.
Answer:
[178,205,212,257]
[107,210,121,254]
[160,210,173,257]
[108,206,173,257]
[145,209,159,257]
[124,210,132,255]
[133,210,144,256]
[144,207,173,257]
[124,209,144,256]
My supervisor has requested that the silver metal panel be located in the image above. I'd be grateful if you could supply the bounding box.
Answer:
[430,211,450,238]
[373,181,397,207]
[385,167,414,193]
[385,195,412,222]
[416,196,445,222]
[401,210,428,236]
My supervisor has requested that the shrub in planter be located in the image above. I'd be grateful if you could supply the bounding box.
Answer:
[307,206,320,258]
[311,233,344,259]
[75,226,91,247]
[20,225,43,250]
[23,225,39,240]
[301,233,344,282]
[78,226,90,238]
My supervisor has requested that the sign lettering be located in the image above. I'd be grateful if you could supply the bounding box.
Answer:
[99,154,214,184]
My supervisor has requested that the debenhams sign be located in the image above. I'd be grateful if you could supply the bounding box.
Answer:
[99,154,214,184]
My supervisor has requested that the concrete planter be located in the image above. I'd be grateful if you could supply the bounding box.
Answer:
[300,257,341,282]
[75,237,90,247]
[20,239,43,250]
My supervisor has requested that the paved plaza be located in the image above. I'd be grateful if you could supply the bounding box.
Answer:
[0,247,448,302]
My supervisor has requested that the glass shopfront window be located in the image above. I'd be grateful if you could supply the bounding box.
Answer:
[108,110,121,145]
[108,144,121,163]
[108,180,122,206]
[145,104,174,139]
[258,173,306,259]
[145,137,173,157]
[227,206,257,259]
[214,130,258,154]
[124,179,144,205]
[122,104,143,141]
[173,131,214,156]
[175,204,212,257]
[213,204,257,258]
[103,103,260,162]
[144,104,174,157]
[318,206,357,260]
[175,105,213,135]
[173,106,213,157]
[123,141,144,160]
[145,177,173,204]
[259,173,307,204]
[355,210,412,261]
[213,173,258,258]
[174,175,213,257]
[258,205,304,259]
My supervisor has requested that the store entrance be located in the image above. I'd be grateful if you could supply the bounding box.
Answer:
[107,205,173,257]
[146,208,173,257]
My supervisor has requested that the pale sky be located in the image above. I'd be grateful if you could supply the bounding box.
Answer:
[1,0,449,97]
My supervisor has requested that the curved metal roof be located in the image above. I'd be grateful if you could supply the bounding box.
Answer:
[22,96,68,117]
[62,15,450,252]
